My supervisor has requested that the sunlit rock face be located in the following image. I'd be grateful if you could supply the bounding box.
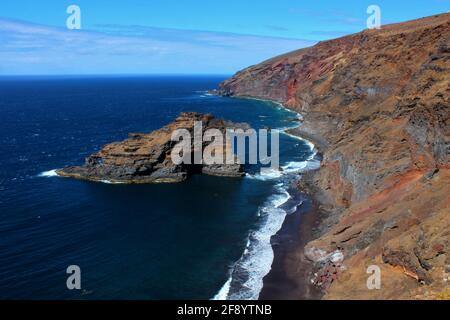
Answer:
[218,13,450,299]
[58,112,246,183]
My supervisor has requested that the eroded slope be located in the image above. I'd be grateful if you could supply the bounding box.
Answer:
[218,13,450,299]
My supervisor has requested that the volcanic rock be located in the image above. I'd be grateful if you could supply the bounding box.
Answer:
[57,112,246,183]
[218,13,450,299]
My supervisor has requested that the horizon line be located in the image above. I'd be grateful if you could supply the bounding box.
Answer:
[0,73,234,78]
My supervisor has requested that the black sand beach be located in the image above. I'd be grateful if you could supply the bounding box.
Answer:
[259,187,324,300]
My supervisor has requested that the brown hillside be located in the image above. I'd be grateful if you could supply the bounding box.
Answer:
[218,13,450,299]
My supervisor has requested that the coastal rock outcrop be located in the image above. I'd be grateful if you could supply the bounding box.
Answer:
[218,13,450,299]
[57,112,246,183]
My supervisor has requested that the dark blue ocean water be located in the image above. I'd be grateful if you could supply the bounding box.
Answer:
[0,76,315,299]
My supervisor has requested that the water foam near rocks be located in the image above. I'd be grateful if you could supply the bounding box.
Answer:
[38,169,58,177]
[213,100,318,300]
[213,183,292,300]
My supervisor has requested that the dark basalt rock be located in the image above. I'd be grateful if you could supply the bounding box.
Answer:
[57,112,247,183]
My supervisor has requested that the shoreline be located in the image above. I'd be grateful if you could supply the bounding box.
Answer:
[258,183,324,300]
[215,13,450,299]
[259,122,327,300]
[216,94,328,300]
[43,91,325,301]
[51,90,328,300]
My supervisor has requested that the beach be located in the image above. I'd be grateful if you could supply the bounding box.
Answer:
[258,126,327,300]
[259,186,324,300]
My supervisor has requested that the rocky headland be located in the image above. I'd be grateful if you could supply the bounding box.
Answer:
[57,112,246,183]
[217,13,449,299]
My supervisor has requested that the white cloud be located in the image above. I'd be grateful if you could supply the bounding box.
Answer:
[0,18,315,75]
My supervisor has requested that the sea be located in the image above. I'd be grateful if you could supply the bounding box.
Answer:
[0,75,318,299]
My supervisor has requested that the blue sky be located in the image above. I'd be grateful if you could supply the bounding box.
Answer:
[0,0,448,74]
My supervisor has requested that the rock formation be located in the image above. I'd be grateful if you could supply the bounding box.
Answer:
[218,13,450,299]
[57,112,245,183]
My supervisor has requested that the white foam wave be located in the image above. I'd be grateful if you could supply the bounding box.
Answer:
[196,90,214,98]
[281,130,315,152]
[246,168,283,181]
[98,179,125,184]
[281,157,320,174]
[243,238,251,254]
[38,169,58,177]
[273,189,290,208]
[222,188,290,300]
[212,276,232,300]
[246,157,319,181]
[212,98,320,300]
[274,103,315,154]
[38,170,127,185]
[281,161,308,173]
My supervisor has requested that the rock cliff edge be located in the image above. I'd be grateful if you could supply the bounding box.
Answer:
[218,13,450,299]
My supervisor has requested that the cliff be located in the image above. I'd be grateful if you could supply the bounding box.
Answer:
[218,13,450,299]
[58,112,245,183]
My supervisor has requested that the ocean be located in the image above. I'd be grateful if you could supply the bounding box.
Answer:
[0,75,317,299]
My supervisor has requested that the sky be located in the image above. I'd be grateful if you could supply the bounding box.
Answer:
[0,0,449,75]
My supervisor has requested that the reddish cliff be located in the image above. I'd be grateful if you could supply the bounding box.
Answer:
[219,13,450,299]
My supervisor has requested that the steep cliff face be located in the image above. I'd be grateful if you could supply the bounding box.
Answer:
[219,13,450,299]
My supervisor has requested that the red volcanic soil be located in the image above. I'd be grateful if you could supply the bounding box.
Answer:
[219,13,450,299]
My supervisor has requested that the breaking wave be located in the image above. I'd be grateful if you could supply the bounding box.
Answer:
[213,184,293,300]
[213,100,319,300]
[38,169,58,177]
